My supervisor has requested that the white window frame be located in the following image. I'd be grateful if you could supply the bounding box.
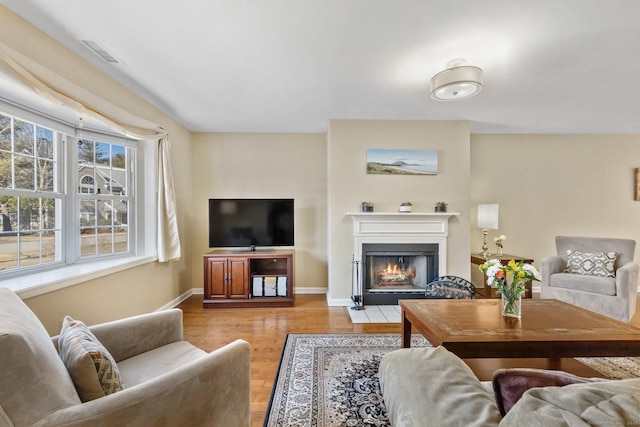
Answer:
[0,100,158,298]
[71,132,136,261]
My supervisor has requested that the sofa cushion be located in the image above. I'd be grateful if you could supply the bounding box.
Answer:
[0,288,80,426]
[379,346,502,427]
[492,368,605,415]
[58,316,124,402]
[499,378,640,426]
[549,272,616,296]
[117,341,207,387]
[565,249,617,277]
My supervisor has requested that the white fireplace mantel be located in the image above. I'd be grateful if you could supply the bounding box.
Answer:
[346,212,459,236]
[346,211,459,277]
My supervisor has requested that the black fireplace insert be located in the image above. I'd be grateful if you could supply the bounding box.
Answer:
[360,243,438,305]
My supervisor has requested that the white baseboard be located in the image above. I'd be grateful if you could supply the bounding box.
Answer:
[326,298,354,306]
[157,288,196,311]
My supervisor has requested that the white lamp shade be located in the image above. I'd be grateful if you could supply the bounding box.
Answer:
[477,204,499,230]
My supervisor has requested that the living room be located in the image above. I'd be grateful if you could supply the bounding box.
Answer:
[3,3,640,335]
[3,2,640,426]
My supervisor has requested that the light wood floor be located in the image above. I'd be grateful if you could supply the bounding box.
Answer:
[177,294,640,427]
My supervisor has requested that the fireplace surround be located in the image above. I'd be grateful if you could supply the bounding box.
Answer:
[347,212,458,307]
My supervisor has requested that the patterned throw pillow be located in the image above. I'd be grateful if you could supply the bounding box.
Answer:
[564,250,617,277]
[58,316,124,402]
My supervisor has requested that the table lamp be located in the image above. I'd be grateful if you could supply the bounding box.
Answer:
[477,204,499,259]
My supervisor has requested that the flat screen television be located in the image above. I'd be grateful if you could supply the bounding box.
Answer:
[208,198,294,249]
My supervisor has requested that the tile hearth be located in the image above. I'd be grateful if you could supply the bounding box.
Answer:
[346,305,401,323]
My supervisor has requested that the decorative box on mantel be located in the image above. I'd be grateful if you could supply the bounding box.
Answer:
[346,212,459,306]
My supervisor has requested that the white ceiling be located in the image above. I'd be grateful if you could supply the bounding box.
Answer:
[3,0,640,134]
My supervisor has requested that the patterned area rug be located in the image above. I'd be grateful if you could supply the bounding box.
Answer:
[263,333,640,427]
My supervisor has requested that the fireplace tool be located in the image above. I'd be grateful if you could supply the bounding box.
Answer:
[351,255,364,310]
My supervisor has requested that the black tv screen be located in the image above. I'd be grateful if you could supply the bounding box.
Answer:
[208,199,294,248]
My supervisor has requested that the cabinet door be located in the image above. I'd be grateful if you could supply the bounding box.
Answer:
[205,257,227,299]
[228,258,249,299]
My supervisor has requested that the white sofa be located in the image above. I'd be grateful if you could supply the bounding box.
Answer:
[379,346,640,427]
[0,287,251,426]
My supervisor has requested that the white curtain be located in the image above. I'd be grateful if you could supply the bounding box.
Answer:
[157,137,181,261]
[0,42,181,262]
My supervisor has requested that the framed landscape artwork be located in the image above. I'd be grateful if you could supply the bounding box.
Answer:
[366,149,438,175]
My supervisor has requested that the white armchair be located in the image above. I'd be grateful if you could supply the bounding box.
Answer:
[0,287,250,426]
[540,236,639,322]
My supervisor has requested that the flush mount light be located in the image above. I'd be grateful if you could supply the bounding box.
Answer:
[430,59,483,101]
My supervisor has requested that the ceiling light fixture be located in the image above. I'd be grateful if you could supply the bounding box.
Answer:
[430,59,483,101]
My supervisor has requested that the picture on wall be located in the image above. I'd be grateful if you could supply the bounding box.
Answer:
[366,149,438,175]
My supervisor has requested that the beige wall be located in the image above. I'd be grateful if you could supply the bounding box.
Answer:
[327,120,471,303]
[1,6,194,334]
[470,134,640,271]
[190,133,328,290]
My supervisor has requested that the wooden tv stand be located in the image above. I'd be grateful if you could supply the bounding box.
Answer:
[203,249,294,308]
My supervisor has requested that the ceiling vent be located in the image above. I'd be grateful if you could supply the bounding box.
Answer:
[80,40,120,64]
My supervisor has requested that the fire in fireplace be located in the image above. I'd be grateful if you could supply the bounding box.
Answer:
[376,261,415,287]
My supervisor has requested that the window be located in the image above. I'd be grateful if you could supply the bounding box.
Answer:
[0,107,141,277]
[0,113,61,272]
[77,138,133,258]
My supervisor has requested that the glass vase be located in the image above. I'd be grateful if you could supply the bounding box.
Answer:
[501,293,522,318]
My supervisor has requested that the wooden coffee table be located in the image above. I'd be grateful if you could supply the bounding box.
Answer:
[400,299,640,360]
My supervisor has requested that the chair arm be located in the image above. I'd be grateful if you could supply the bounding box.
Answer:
[492,368,606,416]
[540,255,564,287]
[616,262,639,299]
[90,309,184,362]
[33,339,251,427]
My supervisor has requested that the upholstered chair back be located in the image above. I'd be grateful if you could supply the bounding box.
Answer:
[0,288,81,426]
[556,236,636,270]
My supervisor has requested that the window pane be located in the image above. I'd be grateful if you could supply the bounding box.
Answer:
[0,151,11,188]
[77,140,94,165]
[78,170,96,194]
[80,229,96,257]
[114,226,128,253]
[97,227,112,254]
[80,200,96,228]
[97,199,113,226]
[36,127,53,159]
[109,169,126,195]
[0,196,17,233]
[96,166,109,195]
[0,114,11,151]
[37,159,54,192]
[96,142,110,166]
[14,154,34,190]
[112,145,125,169]
[113,199,128,225]
[19,197,40,231]
[0,234,17,271]
[41,230,58,264]
[42,198,56,230]
[19,232,40,267]
[14,120,34,154]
